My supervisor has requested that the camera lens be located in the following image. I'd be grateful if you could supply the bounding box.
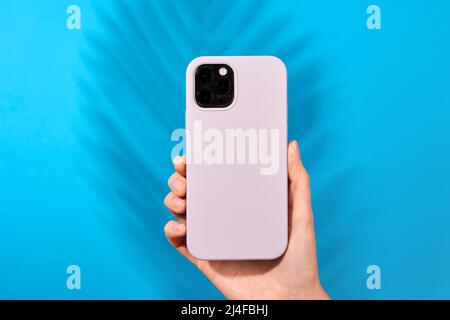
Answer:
[215,78,230,94]
[197,67,212,84]
[217,95,229,106]
[196,88,212,106]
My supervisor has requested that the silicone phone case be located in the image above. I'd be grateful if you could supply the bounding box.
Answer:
[186,56,287,260]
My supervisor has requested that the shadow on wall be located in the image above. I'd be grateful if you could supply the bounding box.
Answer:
[74,0,351,298]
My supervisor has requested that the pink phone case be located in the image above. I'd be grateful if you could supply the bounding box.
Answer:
[186,56,287,260]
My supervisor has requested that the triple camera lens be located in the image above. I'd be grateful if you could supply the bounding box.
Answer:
[195,64,234,108]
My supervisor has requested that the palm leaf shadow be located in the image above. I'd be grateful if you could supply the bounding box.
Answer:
[74,0,355,298]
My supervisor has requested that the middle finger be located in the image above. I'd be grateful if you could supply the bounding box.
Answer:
[168,172,186,198]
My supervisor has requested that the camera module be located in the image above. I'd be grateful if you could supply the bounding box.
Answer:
[195,64,234,108]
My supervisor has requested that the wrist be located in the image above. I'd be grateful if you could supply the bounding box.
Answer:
[291,282,331,300]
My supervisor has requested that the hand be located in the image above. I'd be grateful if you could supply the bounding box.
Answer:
[164,140,330,300]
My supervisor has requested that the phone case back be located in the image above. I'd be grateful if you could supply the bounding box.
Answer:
[186,56,287,260]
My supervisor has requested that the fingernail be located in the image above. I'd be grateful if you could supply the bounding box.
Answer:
[172,197,182,208]
[172,179,180,191]
[174,222,185,232]
[293,140,299,154]
[289,140,298,158]
[173,156,183,165]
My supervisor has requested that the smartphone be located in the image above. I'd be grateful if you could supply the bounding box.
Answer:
[185,56,287,260]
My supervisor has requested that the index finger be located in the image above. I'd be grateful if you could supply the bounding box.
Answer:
[173,156,186,177]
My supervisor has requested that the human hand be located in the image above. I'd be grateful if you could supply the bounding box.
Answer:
[164,140,330,300]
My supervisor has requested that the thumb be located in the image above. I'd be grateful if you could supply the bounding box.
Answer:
[288,140,313,227]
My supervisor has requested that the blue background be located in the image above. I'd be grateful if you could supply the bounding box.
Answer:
[1,0,449,299]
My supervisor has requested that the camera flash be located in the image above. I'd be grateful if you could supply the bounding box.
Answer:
[219,67,228,76]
